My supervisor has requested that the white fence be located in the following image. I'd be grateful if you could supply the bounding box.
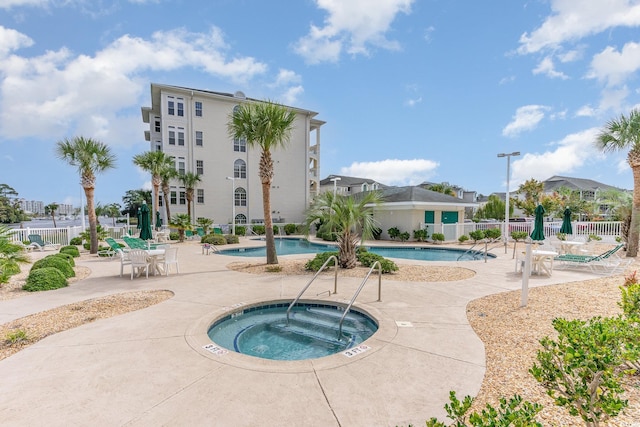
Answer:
[424,221,622,243]
[10,226,84,246]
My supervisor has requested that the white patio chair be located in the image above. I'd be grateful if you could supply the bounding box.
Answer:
[129,249,150,279]
[161,247,179,275]
[117,249,131,277]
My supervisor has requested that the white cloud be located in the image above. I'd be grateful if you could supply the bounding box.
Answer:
[617,158,630,173]
[587,41,640,87]
[511,128,600,186]
[502,105,550,137]
[499,75,516,85]
[423,25,435,43]
[0,0,49,9]
[518,0,640,54]
[280,86,304,106]
[532,56,568,79]
[405,96,422,107]
[340,158,439,186]
[294,0,414,64]
[0,26,33,55]
[0,26,268,142]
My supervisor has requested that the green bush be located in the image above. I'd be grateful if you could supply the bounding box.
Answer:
[31,256,75,278]
[511,231,528,241]
[399,231,410,242]
[305,251,339,271]
[225,234,239,244]
[469,230,486,242]
[318,231,338,241]
[484,227,502,241]
[284,223,297,235]
[202,234,227,245]
[169,232,179,241]
[413,229,428,242]
[59,245,80,257]
[458,234,469,243]
[252,225,265,235]
[272,225,279,235]
[23,267,68,292]
[69,237,82,245]
[0,261,20,276]
[83,242,90,250]
[431,233,445,243]
[387,226,400,240]
[357,252,398,273]
[234,225,246,236]
[620,282,640,320]
[50,252,75,267]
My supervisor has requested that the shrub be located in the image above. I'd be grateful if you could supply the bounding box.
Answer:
[23,267,68,292]
[69,237,82,246]
[484,227,502,241]
[59,245,80,257]
[469,230,486,242]
[51,252,75,267]
[399,231,410,242]
[5,329,28,345]
[620,281,640,320]
[252,225,265,235]
[319,231,338,241]
[83,242,90,250]
[305,251,339,271]
[272,225,279,235]
[235,225,246,236]
[357,252,398,273]
[284,223,297,235]
[431,233,445,243]
[511,231,528,241]
[387,227,400,240]
[31,255,75,278]
[169,232,179,241]
[458,234,469,243]
[202,234,227,245]
[225,234,239,244]
[413,229,428,242]
[588,234,602,242]
[556,232,567,241]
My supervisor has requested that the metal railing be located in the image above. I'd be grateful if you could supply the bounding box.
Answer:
[337,261,382,338]
[286,255,338,325]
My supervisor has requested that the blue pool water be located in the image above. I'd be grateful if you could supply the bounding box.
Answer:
[218,238,490,261]
[208,302,378,361]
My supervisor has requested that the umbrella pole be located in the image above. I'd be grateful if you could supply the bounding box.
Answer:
[521,240,532,307]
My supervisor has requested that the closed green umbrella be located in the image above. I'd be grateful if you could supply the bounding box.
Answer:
[156,211,162,229]
[530,204,546,242]
[560,207,573,235]
[139,202,153,240]
[136,207,142,230]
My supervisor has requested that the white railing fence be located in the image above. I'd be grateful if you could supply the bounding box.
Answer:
[10,226,84,246]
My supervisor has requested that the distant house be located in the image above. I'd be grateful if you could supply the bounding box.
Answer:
[372,186,478,240]
[319,175,387,196]
[541,176,625,198]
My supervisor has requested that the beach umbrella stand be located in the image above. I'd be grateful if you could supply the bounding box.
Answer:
[139,202,153,241]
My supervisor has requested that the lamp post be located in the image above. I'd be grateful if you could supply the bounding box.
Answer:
[330,177,341,197]
[225,176,235,235]
[497,151,520,253]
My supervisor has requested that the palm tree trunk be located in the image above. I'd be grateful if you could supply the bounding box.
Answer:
[628,165,640,257]
[51,211,57,228]
[152,175,161,220]
[339,232,357,268]
[262,181,278,265]
[162,183,171,226]
[85,186,98,254]
[187,193,193,223]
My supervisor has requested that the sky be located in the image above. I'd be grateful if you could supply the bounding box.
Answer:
[1,0,640,209]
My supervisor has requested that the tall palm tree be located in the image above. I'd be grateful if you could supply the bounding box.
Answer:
[595,109,640,257]
[45,203,59,228]
[56,137,116,254]
[304,191,382,269]
[132,151,175,223]
[228,100,296,264]
[159,165,178,225]
[180,172,201,222]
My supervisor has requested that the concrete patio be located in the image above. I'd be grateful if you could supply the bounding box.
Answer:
[0,239,599,426]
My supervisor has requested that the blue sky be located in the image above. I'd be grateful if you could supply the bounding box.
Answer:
[1,0,640,209]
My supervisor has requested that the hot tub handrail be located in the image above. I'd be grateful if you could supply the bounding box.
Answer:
[338,261,382,338]
[286,255,338,325]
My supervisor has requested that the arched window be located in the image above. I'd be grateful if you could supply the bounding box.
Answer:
[234,187,247,206]
[235,213,247,224]
[234,159,246,178]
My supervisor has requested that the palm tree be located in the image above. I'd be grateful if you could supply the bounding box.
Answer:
[56,137,116,254]
[159,165,178,226]
[180,172,201,222]
[132,151,175,223]
[0,225,29,284]
[45,203,59,228]
[595,109,640,257]
[228,100,296,265]
[304,191,382,269]
[196,217,214,234]
[426,183,456,197]
[169,213,193,243]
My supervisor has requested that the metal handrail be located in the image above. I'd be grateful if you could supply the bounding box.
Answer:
[286,255,338,325]
[337,261,382,338]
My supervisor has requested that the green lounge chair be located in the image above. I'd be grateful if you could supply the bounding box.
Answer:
[554,243,629,274]
[27,234,60,251]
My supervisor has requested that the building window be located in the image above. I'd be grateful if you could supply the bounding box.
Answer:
[170,191,177,205]
[235,213,247,224]
[234,138,246,152]
[168,97,175,115]
[197,189,204,203]
[177,101,184,117]
[177,158,185,175]
[154,120,160,132]
[235,187,247,206]
[195,131,203,146]
[196,160,204,175]
[178,129,185,146]
[234,159,246,178]
[159,195,163,207]
[195,101,202,117]
[179,191,186,205]
[168,127,176,145]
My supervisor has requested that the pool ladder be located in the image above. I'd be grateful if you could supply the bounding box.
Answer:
[457,241,502,262]
[286,255,338,325]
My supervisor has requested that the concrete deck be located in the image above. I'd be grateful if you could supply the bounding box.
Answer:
[0,239,599,426]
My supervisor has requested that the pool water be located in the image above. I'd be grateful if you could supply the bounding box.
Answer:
[208,302,378,361]
[218,238,489,261]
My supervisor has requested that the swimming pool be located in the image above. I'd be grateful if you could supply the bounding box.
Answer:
[207,301,378,360]
[218,238,491,261]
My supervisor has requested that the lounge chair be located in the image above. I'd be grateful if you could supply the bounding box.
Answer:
[554,244,630,275]
[123,235,161,250]
[196,227,205,238]
[27,234,60,251]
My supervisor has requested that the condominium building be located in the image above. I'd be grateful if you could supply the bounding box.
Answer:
[141,83,324,227]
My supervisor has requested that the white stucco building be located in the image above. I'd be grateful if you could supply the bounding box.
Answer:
[141,83,324,227]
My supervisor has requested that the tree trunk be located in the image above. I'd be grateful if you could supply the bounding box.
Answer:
[187,192,193,223]
[628,165,640,257]
[152,175,161,221]
[262,181,278,265]
[162,183,171,226]
[85,186,98,254]
[339,233,357,269]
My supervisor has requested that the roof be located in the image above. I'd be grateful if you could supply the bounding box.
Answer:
[319,174,388,187]
[543,176,626,193]
[378,186,476,205]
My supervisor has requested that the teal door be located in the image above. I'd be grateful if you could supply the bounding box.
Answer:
[424,211,435,224]
[441,211,458,224]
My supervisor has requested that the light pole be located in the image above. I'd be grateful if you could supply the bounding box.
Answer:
[330,177,341,198]
[225,176,235,235]
[497,151,520,253]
